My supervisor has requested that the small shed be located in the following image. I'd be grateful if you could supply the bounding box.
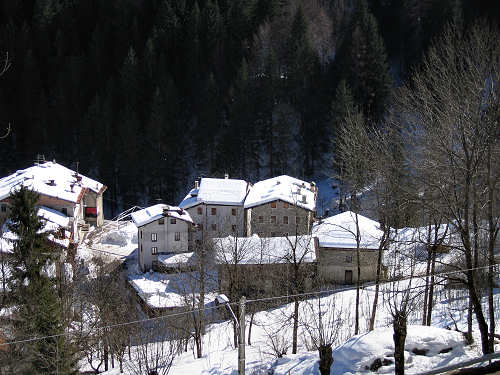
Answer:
[313,211,385,284]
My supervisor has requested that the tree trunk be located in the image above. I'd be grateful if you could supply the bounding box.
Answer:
[466,298,473,344]
[248,312,254,346]
[422,222,432,325]
[104,342,109,371]
[393,312,407,375]
[468,275,492,354]
[292,297,299,354]
[318,344,333,375]
[369,231,386,331]
[426,244,437,326]
[355,211,360,335]
[486,144,497,353]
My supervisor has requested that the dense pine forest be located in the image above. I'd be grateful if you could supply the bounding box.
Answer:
[0,0,499,215]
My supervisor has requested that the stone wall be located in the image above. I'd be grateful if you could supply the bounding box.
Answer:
[317,246,381,284]
[218,262,317,298]
[186,203,246,247]
[247,200,312,237]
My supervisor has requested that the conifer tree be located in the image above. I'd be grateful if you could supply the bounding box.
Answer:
[336,0,392,122]
[7,186,77,374]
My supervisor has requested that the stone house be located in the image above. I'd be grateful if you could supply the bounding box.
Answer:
[131,204,194,272]
[313,211,386,284]
[0,161,106,243]
[179,176,251,247]
[213,234,317,298]
[244,176,317,237]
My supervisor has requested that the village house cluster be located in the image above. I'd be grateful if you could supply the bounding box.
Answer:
[131,174,386,292]
[0,160,107,253]
[0,161,388,310]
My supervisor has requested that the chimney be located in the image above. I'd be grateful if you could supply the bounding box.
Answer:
[70,183,75,192]
[163,207,169,216]
[325,208,330,218]
[47,179,56,186]
[224,173,229,179]
[195,180,199,189]
[302,194,307,204]
[276,180,280,185]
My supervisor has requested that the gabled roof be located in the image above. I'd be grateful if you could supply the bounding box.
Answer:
[243,175,316,211]
[313,211,382,249]
[213,234,316,265]
[179,178,249,209]
[131,204,193,228]
[0,161,106,203]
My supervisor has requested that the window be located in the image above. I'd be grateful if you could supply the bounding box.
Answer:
[211,207,217,215]
[0,204,6,212]
[283,202,289,209]
[151,233,157,242]
[283,216,289,224]
[170,218,176,224]
[175,232,180,241]
[140,230,143,239]
[211,223,217,231]
[152,247,158,255]
[296,217,301,224]
[140,245,143,252]
[232,225,237,232]
[271,201,277,208]
[197,206,203,215]
[232,208,237,216]
[271,216,277,224]
[158,218,164,225]
[258,216,264,223]
[346,255,353,263]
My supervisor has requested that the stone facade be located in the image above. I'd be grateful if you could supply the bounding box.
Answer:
[217,262,317,298]
[246,200,313,237]
[186,203,246,246]
[138,217,192,272]
[316,244,383,284]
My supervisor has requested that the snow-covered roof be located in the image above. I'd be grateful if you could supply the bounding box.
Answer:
[38,206,70,228]
[313,211,383,249]
[179,178,249,209]
[158,252,195,267]
[128,271,218,309]
[0,161,106,203]
[131,204,193,227]
[1,206,72,253]
[244,175,316,211]
[213,234,316,265]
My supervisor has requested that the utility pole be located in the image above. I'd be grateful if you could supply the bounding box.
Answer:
[216,294,246,375]
[238,296,246,375]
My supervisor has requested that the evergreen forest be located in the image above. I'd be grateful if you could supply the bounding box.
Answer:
[0,0,499,215]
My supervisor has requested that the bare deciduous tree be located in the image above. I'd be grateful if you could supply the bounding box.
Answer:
[392,21,500,355]
[301,294,345,375]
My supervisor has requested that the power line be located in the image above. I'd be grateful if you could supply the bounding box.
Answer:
[0,262,497,347]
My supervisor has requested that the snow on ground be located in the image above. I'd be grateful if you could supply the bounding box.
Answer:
[96,271,500,375]
[77,220,138,270]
